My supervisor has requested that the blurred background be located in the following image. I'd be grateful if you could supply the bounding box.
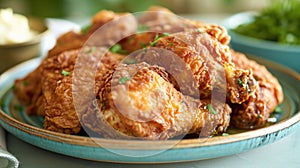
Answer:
[0,0,269,19]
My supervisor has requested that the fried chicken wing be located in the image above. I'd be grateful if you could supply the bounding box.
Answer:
[81,62,231,139]
[230,51,283,129]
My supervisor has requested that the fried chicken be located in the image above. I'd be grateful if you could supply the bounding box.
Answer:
[154,30,258,104]
[138,6,230,45]
[48,10,136,57]
[14,10,136,115]
[82,62,231,139]
[120,6,230,53]
[230,51,283,129]
[43,47,123,134]
[13,6,284,138]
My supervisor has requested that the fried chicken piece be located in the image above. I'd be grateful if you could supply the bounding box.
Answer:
[81,62,231,140]
[43,74,80,134]
[230,51,284,129]
[43,47,123,134]
[139,6,230,44]
[119,33,156,53]
[190,22,230,45]
[154,30,257,104]
[14,68,42,114]
[48,31,85,57]
[42,49,83,134]
[14,6,283,138]
[48,10,136,57]
[120,6,230,52]
[14,49,80,116]
[14,10,136,115]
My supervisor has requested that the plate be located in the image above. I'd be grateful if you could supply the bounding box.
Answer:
[0,57,300,163]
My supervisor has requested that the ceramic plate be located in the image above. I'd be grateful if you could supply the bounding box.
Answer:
[0,56,300,163]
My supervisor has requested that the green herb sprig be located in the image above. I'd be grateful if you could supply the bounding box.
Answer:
[119,76,131,84]
[109,44,128,54]
[61,70,70,76]
[207,103,218,115]
[274,105,283,113]
[149,33,170,47]
[237,78,244,86]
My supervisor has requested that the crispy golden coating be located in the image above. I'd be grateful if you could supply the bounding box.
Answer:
[190,22,230,45]
[43,74,80,134]
[14,49,80,116]
[230,51,283,129]
[119,6,230,52]
[13,6,284,138]
[137,6,230,45]
[43,47,123,134]
[82,62,231,139]
[14,68,42,114]
[48,10,133,57]
[41,49,80,133]
[155,30,258,103]
[14,10,134,115]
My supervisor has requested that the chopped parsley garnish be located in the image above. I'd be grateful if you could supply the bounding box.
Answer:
[137,24,149,33]
[256,114,261,118]
[149,35,160,47]
[87,47,96,53]
[237,78,244,86]
[81,24,92,34]
[124,58,137,64]
[207,103,218,115]
[119,76,131,84]
[23,81,28,86]
[168,42,174,46]
[128,36,135,44]
[161,32,170,37]
[139,42,147,48]
[212,129,218,135]
[11,84,16,90]
[109,44,128,54]
[149,33,170,47]
[274,106,283,113]
[61,70,70,76]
